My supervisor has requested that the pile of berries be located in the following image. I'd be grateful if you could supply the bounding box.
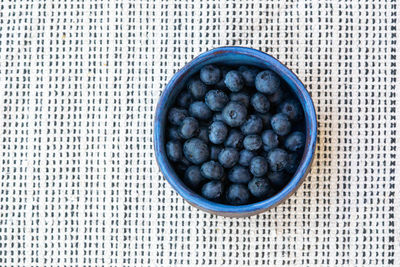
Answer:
[166,64,305,205]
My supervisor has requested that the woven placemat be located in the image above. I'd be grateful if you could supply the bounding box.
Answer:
[0,1,399,266]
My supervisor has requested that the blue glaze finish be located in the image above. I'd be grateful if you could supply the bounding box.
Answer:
[154,47,317,217]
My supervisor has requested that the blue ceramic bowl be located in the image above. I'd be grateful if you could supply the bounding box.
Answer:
[154,47,317,217]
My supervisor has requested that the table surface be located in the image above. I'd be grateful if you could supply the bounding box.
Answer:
[0,1,399,266]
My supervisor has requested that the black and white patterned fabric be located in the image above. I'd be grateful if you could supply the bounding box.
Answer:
[0,1,398,266]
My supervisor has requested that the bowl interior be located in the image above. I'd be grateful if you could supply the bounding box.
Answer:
[155,47,317,217]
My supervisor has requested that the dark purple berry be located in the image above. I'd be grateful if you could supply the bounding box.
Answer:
[205,90,229,111]
[226,184,250,205]
[183,138,209,165]
[166,140,182,162]
[228,165,252,184]
[200,65,221,85]
[251,93,270,113]
[202,181,223,201]
[218,148,239,168]
[255,70,281,94]
[224,70,244,92]
[261,130,279,151]
[267,148,288,172]
[250,156,269,177]
[201,161,224,180]
[224,129,244,149]
[279,99,302,121]
[222,101,247,127]
[271,113,291,136]
[208,121,229,145]
[248,177,274,198]
[179,117,199,139]
[243,135,262,151]
[284,131,305,152]
[187,78,208,99]
[189,101,212,121]
[184,166,206,189]
[240,115,263,135]
[168,107,188,126]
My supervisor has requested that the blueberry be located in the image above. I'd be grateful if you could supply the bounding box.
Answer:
[285,153,299,174]
[184,166,206,189]
[285,131,305,152]
[208,121,228,145]
[224,129,244,149]
[210,146,223,160]
[230,92,250,107]
[267,148,288,172]
[268,88,284,105]
[257,112,272,129]
[218,148,239,168]
[240,115,263,135]
[271,113,291,136]
[197,126,209,143]
[187,78,208,99]
[189,101,212,121]
[243,135,262,151]
[267,171,289,190]
[224,70,244,92]
[228,165,252,184]
[166,140,182,162]
[248,177,274,198]
[202,181,223,201]
[261,130,279,151]
[238,66,259,87]
[226,184,250,205]
[201,161,224,180]
[255,70,281,94]
[176,90,192,108]
[200,64,221,85]
[205,90,229,111]
[250,156,269,177]
[183,138,209,164]
[222,101,247,127]
[238,150,255,167]
[279,99,302,121]
[168,107,188,126]
[251,93,270,113]
[212,112,224,122]
[168,126,181,140]
[179,117,199,139]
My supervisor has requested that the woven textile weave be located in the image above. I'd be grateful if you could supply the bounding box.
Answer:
[0,1,399,266]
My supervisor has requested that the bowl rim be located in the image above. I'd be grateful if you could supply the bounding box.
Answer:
[154,46,317,217]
